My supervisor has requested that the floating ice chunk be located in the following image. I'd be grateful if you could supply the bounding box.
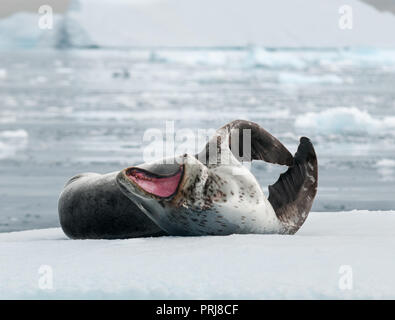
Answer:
[0,129,29,159]
[278,72,343,85]
[247,48,307,69]
[375,159,395,181]
[376,159,395,168]
[0,69,7,79]
[0,129,29,139]
[295,107,395,135]
[149,49,241,67]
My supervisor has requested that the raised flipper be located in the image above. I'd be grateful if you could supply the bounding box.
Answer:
[268,137,318,234]
[197,120,293,166]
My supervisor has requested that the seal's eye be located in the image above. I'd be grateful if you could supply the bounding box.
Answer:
[126,166,183,198]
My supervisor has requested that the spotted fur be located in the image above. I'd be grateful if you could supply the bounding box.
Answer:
[117,121,318,235]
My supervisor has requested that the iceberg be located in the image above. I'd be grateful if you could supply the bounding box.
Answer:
[69,0,395,48]
[2,0,395,49]
[0,12,61,49]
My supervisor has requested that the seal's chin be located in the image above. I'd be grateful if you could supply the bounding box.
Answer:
[125,165,184,199]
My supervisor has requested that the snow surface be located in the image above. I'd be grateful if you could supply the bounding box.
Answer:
[1,211,395,299]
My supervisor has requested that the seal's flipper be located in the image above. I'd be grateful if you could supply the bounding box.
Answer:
[198,120,293,166]
[268,137,318,234]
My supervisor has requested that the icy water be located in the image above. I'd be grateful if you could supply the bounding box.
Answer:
[1,48,395,232]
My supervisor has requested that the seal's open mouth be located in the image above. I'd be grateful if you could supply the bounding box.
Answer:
[125,165,184,198]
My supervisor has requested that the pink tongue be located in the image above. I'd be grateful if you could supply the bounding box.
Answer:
[128,170,182,198]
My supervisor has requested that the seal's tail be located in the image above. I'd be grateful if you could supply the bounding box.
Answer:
[268,137,318,234]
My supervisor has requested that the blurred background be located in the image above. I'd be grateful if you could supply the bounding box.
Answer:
[1,0,395,232]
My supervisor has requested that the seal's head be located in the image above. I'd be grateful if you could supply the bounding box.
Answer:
[116,154,213,235]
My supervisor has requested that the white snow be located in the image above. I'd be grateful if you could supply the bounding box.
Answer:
[1,211,395,299]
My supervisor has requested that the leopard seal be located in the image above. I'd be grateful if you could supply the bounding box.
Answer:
[58,120,318,238]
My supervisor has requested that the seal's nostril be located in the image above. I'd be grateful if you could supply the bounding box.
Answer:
[125,168,135,177]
